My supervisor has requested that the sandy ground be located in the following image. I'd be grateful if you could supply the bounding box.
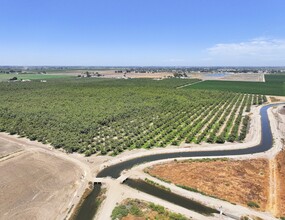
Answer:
[269,96,285,103]
[0,139,22,158]
[146,158,270,210]
[0,134,92,220]
[0,151,81,220]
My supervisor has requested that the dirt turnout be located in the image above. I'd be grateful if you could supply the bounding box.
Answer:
[0,145,82,220]
[276,150,285,217]
[146,159,270,210]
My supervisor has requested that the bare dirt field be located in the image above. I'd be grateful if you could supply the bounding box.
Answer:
[101,70,173,79]
[46,69,265,81]
[268,96,285,103]
[47,69,174,79]
[190,72,264,82]
[276,150,285,217]
[0,141,82,220]
[0,139,22,158]
[146,158,270,211]
[221,73,264,82]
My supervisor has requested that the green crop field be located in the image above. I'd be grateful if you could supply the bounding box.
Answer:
[187,74,285,96]
[0,78,266,156]
[0,73,74,82]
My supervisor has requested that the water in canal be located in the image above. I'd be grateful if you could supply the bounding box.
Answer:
[124,179,218,215]
[74,184,102,220]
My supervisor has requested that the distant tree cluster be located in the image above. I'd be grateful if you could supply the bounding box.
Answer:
[173,73,188,78]
[78,71,103,78]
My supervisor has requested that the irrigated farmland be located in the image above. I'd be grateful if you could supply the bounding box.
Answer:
[0,78,266,156]
[188,74,285,96]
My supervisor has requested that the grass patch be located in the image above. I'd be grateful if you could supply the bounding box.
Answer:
[144,178,171,192]
[247,201,260,208]
[175,184,235,204]
[186,158,229,163]
[111,205,129,220]
[0,73,73,82]
[112,199,189,220]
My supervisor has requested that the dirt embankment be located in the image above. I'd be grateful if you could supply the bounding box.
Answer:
[276,150,285,217]
[146,159,269,211]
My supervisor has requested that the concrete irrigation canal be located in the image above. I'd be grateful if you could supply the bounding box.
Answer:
[75,103,283,220]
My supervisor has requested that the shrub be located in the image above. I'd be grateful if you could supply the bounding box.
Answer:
[129,205,143,216]
[247,201,260,208]
[111,205,128,220]
[148,203,165,214]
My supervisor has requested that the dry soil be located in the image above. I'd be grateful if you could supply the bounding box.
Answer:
[146,158,270,211]
[0,146,82,220]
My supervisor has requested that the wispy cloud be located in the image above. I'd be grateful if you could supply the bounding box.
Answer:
[206,38,285,65]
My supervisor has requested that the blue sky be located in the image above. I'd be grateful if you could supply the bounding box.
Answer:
[1,0,285,66]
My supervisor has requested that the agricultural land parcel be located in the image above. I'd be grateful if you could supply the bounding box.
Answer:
[0,138,82,220]
[188,74,285,96]
[146,158,269,211]
[0,75,282,156]
[0,73,73,82]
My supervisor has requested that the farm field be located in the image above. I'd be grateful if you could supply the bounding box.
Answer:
[0,78,266,156]
[111,199,189,220]
[0,73,74,82]
[191,72,264,82]
[0,140,82,220]
[188,74,285,96]
[145,158,270,211]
